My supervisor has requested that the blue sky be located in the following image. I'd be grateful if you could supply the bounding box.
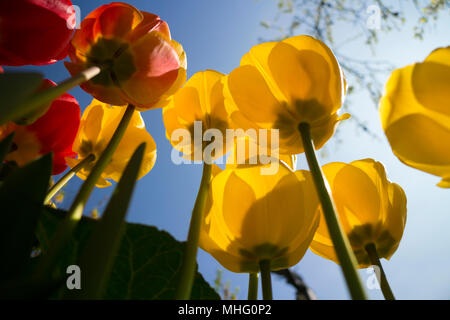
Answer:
[11,0,450,299]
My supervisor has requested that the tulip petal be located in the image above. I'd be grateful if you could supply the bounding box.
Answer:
[225,65,291,126]
[412,61,450,116]
[0,0,74,66]
[282,35,344,109]
[383,182,407,251]
[386,114,450,178]
[69,99,156,187]
[201,163,319,272]
[120,32,181,109]
[268,42,332,118]
[94,3,143,40]
[424,46,450,66]
[311,160,406,267]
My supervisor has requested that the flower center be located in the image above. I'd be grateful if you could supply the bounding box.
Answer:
[86,38,136,87]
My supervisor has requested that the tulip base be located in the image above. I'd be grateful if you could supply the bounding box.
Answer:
[259,260,273,300]
[44,154,96,205]
[176,162,212,300]
[248,273,259,300]
[298,122,367,300]
[365,243,395,300]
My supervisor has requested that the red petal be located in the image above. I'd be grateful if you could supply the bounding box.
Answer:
[128,12,171,42]
[0,0,75,66]
[26,83,81,174]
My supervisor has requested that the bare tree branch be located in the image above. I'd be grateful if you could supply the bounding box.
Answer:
[273,269,318,300]
[258,0,449,138]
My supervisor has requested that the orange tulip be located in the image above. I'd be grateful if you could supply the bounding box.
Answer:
[65,2,186,111]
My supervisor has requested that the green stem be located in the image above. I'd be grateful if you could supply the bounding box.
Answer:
[248,273,259,300]
[365,243,395,300]
[44,154,96,205]
[259,260,272,300]
[19,66,102,120]
[175,162,212,300]
[298,122,367,300]
[35,104,135,279]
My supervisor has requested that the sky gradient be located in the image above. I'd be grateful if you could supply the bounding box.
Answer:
[10,0,450,299]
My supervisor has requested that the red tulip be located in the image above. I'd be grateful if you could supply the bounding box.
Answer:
[0,0,76,66]
[0,80,80,174]
[65,2,186,111]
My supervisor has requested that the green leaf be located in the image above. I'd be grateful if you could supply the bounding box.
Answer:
[0,153,52,285]
[65,143,146,299]
[102,224,220,300]
[0,72,43,125]
[35,210,220,300]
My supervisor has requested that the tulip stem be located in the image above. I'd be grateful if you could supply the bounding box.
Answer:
[44,154,96,205]
[248,273,259,300]
[298,122,367,300]
[365,243,395,300]
[35,104,135,280]
[19,66,102,121]
[259,260,273,300]
[176,162,212,300]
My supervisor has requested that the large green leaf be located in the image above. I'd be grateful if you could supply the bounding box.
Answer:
[0,153,52,285]
[36,210,220,300]
[0,72,43,125]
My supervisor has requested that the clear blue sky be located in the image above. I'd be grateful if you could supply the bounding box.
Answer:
[12,0,450,299]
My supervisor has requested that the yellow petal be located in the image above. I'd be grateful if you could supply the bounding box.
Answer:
[240,41,287,102]
[163,70,229,161]
[225,65,289,126]
[268,41,333,118]
[282,35,345,110]
[71,99,157,187]
[386,114,450,178]
[412,60,450,116]
[424,46,450,66]
[201,163,319,272]
[383,182,407,249]
[380,61,450,185]
[326,162,384,232]
[437,177,450,188]
[311,159,407,267]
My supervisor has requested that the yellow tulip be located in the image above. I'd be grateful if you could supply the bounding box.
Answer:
[226,135,297,171]
[199,162,320,273]
[224,35,349,155]
[163,70,231,162]
[380,46,450,188]
[67,99,157,187]
[310,159,407,268]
